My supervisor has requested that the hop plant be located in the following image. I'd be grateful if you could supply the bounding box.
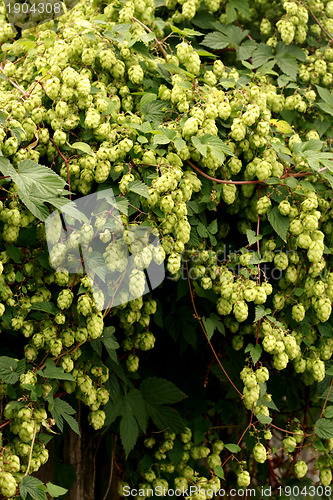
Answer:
[320,468,332,486]
[57,289,74,310]
[88,410,106,430]
[86,313,104,339]
[237,471,250,488]
[294,460,308,478]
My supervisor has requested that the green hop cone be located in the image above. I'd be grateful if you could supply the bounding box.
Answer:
[237,471,251,488]
[320,468,332,486]
[77,294,93,316]
[294,460,308,478]
[253,443,267,463]
[88,410,106,430]
[86,313,104,339]
[256,196,271,215]
[126,353,139,372]
[282,436,297,453]
[0,472,18,497]
[129,269,146,297]
[264,430,272,440]
[57,289,74,310]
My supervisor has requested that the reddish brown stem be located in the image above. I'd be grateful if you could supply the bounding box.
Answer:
[185,256,243,398]
[309,9,333,43]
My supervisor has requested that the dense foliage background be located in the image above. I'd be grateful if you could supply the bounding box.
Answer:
[1,0,333,498]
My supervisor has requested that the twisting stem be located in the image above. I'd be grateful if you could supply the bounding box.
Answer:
[319,196,333,226]
[185,256,243,398]
[309,9,333,43]
[235,21,254,41]
[132,17,168,61]
[0,67,28,96]
[0,419,12,430]
[187,160,264,185]
[267,457,280,487]
[319,377,333,421]
[221,418,255,469]
[270,423,310,437]
[24,420,37,476]
[102,434,117,500]
[188,160,329,184]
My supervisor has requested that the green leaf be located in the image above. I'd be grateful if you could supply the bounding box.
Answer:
[116,197,129,216]
[315,418,333,439]
[0,158,67,221]
[141,100,166,123]
[237,39,256,61]
[0,110,6,127]
[101,326,119,362]
[15,270,24,282]
[208,220,218,235]
[274,47,298,80]
[201,134,234,161]
[246,229,262,246]
[147,404,184,433]
[255,305,270,322]
[166,439,184,466]
[284,43,308,62]
[140,377,186,405]
[208,233,217,246]
[262,395,279,411]
[157,62,195,80]
[316,85,333,108]
[126,389,148,432]
[170,25,203,37]
[120,401,139,456]
[201,31,229,50]
[6,245,23,263]
[29,302,59,315]
[10,126,25,144]
[267,206,289,242]
[46,483,68,497]
[192,136,208,157]
[127,180,150,199]
[277,74,294,87]
[224,443,241,453]
[104,392,126,427]
[323,406,333,419]
[197,222,209,238]
[4,401,24,418]
[84,250,107,282]
[270,119,293,134]
[19,192,51,220]
[317,101,333,117]
[0,356,26,384]
[37,359,75,382]
[203,313,225,341]
[174,137,186,152]
[214,23,248,45]
[49,398,80,435]
[245,343,262,365]
[20,476,47,500]
[226,0,250,19]
[153,132,171,145]
[251,43,273,67]
[70,142,94,156]
[256,413,273,424]
[214,465,225,479]
[17,159,66,197]
[325,366,333,376]
[192,12,217,30]
[312,436,327,452]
